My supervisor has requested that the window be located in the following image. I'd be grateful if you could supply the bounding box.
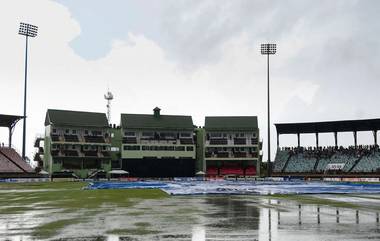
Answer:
[84,130,89,135]
[160,132,176,138]
[125,131,135,137]
[123,145,141,151]
[65,129,69,134]
[175,146,185,151]
[210,133,222,138]
[92,130,102,136]
[186,146,194,151]
[72,130,77,134]
[240,133,244,137]
[252,132,257,138]
[52,129,57,134]
[142,132,154,137]
[180,132,191,138]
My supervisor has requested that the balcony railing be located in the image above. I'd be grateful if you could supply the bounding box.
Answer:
[210,139,228,145]
[234,138,246,145]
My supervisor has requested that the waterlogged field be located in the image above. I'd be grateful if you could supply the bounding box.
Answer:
[0,182,380,241]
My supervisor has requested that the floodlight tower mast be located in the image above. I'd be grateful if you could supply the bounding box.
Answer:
[261,43,276,177]
[104,91,114,125]
[18,22,38,160]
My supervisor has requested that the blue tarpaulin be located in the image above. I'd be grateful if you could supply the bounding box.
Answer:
[86,181,380,195]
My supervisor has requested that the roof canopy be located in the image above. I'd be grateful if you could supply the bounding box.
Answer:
[275,118,380,135]
[205,116,258,131]
[45,109,108,128]
[0,114,23,128]
[121,114,194,131]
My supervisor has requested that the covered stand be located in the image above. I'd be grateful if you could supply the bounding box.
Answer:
[275,118,380,149]
[0,114,24,148]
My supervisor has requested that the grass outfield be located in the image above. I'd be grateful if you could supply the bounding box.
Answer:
[0,181,168,239]
[1,181,380,240]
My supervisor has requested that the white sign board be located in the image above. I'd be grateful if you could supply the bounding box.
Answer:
[326,163,345,170]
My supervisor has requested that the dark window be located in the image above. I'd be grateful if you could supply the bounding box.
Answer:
[175,146,185,151]
[65,129,69,134]
[72,130,77,134]
[125,132,135,136]
[52,128,57,134]
[123,145,141,151]
[186,146,194,151]
[142,132,154,137]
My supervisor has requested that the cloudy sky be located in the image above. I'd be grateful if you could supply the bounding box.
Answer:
[1,0,380,161]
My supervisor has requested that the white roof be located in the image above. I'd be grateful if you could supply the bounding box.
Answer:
[108,170,129,174]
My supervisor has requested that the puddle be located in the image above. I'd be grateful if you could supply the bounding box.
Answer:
[1,194,380,240]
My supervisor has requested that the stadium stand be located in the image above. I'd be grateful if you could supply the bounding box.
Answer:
[273,149,290,172]
[0,147,35,175]
[274,118,380,177]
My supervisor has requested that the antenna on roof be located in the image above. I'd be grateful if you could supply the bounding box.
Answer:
[104,89,114,125]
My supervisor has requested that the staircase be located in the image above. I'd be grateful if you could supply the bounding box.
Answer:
[348,156,363,173]
[281,154,293,173]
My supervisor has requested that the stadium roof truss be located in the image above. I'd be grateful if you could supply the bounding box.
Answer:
[274,118,380,148]
[0,114,24,147]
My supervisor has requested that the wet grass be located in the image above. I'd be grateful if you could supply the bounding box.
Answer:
[32,218,82,239]
[0,181,169,239]
[0,182,168,214]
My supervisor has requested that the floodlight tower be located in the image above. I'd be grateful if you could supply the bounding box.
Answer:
[19,22,38,160]
[261,43,276,177]
[104,91,114,125]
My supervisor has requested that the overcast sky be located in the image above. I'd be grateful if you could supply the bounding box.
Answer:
[1,0,380,161]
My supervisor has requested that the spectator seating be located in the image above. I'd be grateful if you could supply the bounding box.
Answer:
[274,145,380,174]
[210,139,228,145]
[51,134,60,142]
[122,137,137,144]
[273,150,290,172]
[234,152,247,158]
[233,138,246,145]
[285,153,317,173]
[64,134,79,142]
[83,151,98,157]
[180,138,194,145]
[245,166,256,175]
[206,167,218,176]
[221,167,244,175]
[84,136,105,143]
[0,152,22,173]
[0,147,34,173]
[63,150,78,157]
[352,151,380,173]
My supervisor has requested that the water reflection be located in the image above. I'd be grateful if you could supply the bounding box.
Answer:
[3,196,380,241]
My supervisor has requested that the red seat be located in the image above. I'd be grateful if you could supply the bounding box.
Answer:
[245,166,256,175]
[221,167,244,175]
[206,167,218,175]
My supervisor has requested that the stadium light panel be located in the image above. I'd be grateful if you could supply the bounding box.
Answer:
[261,43,276,55]
[19,22,38,37]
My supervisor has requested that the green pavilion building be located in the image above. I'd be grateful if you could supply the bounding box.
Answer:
[120,107,196,177]
[203,116,261,177]
[43,109,112,178]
